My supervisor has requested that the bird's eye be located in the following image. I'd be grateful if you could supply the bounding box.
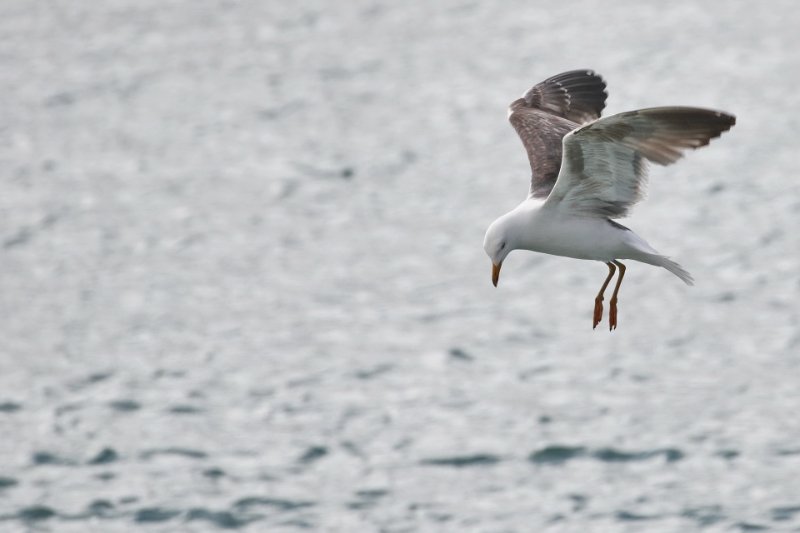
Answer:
[500,242,506,250]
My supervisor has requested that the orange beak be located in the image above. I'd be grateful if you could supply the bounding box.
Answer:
[492,262,502,287]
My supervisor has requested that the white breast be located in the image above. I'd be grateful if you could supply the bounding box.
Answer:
[518,207,632,262]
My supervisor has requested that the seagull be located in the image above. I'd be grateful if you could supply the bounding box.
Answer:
[483,70,735,330]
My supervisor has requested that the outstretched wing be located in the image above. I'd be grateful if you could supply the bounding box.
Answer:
[508,70,607,198]
[544,107,736,218]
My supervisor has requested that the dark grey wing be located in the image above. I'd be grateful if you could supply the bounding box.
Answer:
[508,70,608,198]
[520,69,608,124]
[546,107,736,218]
[508,109,577,198]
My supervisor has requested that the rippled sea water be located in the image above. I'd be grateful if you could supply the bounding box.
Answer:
[1,1,799,531]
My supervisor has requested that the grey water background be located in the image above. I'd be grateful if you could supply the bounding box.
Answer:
[1,0,799,531]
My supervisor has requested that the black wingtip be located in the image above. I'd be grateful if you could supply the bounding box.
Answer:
[519,69,609,124]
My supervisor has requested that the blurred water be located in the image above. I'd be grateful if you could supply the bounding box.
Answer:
[1,0,799,531]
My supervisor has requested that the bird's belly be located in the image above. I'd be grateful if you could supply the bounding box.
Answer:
[523,217,627,261]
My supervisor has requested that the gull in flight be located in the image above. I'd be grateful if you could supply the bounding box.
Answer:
[483,70,735,329]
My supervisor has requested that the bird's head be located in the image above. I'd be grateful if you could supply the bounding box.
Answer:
[483,215,516,287]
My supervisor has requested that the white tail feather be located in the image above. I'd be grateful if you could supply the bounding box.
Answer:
[648,255,694,285]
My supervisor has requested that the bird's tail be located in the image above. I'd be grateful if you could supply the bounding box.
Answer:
[642,254,694,286]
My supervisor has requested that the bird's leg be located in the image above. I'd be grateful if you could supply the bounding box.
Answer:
[593,262,617,329]
[609,260,626,330]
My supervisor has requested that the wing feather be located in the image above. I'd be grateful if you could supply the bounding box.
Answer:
[508,70,607,198]
[545,107,736,217]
